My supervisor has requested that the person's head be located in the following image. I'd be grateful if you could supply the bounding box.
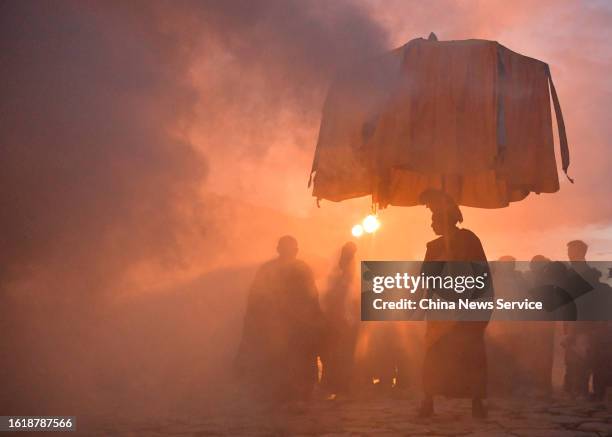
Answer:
[277,235,298,260]
[339,241,357,270]
[529,254,550,273]
[497,255,516,273]
[567,240,588,262]
[419,190,463,236]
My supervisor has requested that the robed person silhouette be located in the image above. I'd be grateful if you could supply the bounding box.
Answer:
[235,236,324,402]
[320,242,359,394]
[417,190,490,419]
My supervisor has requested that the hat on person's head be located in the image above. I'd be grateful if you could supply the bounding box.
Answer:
[419,189,463,224]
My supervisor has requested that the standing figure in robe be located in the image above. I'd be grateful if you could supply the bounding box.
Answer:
[320,241,359,395]
[487,256,530,396]
[565,240,612,399]
[523,256,555,396]
[417,190,490,419]
[235,235,324,403]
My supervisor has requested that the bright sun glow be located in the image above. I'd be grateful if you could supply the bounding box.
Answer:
[351,224,364,237]
[362,214,380,233]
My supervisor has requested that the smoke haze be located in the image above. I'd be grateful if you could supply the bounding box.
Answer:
[1,0,611,422]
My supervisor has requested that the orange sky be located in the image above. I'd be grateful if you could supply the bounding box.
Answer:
[3,0,611,298]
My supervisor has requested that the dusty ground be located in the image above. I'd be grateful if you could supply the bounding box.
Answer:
[83,393,612,436]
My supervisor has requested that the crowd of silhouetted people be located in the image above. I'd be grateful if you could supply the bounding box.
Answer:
[235,194,612,418]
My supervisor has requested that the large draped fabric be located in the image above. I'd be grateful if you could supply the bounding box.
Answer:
[310,37,571,208]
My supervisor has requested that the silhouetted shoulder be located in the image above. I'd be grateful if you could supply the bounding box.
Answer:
[457,228,487,261]
[426,236,445,250]
[292,259,315,277]
[255,258,280,276]
[249,259,284,294]
[458,228,482,245]
[425,236,446,261]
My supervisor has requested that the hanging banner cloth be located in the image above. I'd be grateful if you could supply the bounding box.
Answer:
[309,36,571,209]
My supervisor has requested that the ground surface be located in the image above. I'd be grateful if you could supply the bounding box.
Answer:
[83,394,612,436]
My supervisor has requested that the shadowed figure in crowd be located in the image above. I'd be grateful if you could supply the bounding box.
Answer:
[320,242,359,395]
[567,240,612,320]
[568,240,600,284]
[526,258,561,396]
[523,255,555,396]
[417,190,490,419]
[563,241,593,398]
[487,256,530,395]
[564,240,612,400]
[235,236,324,403]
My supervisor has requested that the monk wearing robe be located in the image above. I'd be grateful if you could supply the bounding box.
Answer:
[235,236,323,402]
[320,242,359,394]
[417,190,490,419]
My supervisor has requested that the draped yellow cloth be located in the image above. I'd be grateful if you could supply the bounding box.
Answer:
[310,37,570,208]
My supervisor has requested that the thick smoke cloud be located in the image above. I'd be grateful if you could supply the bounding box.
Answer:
[0,0,388,417]
[189,0,389,216]
[5,0,607,421]
[0,1,207,291]
[196,0,388,114]
[0,0,389,291]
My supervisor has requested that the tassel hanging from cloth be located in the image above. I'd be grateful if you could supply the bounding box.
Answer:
[546,65,573,183]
